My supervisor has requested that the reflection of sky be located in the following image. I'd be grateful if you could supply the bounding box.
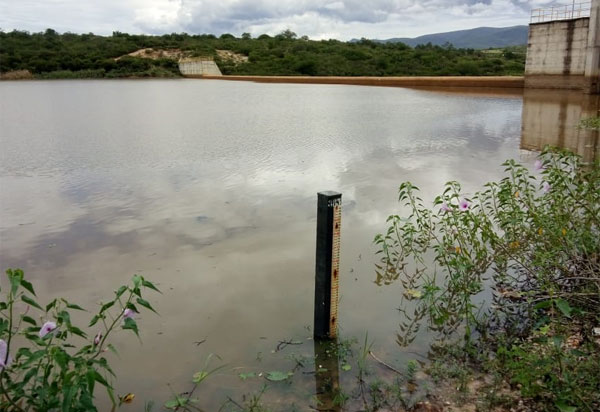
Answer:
[0,79,524,408]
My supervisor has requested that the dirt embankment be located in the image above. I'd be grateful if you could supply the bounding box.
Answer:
[215,50,248,64]
[115,48,249,65]
[115,48,186,61]
[197,75,525,90]
[0,70,34,80]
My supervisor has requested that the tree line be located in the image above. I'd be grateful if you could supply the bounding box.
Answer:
[0,29,526,79]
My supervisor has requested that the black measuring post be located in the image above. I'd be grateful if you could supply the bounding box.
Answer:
[314,191,342,340]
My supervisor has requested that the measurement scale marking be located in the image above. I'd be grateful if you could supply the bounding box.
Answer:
[329,204,341,337]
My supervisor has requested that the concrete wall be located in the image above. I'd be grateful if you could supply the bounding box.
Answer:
[525,0,600,93]
[521,90,599,162]
[585,0,600,93]
[178,59,222,76]
[525,18,590,89]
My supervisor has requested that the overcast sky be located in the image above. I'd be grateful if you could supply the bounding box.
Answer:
[0,0,571,40]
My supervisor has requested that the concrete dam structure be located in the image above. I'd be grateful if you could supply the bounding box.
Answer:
[178,57,222,77]
[525,0,599,93]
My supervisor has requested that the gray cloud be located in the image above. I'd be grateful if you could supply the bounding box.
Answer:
[0,0,566,40]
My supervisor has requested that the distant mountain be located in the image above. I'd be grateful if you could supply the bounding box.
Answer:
[354,26,529,49]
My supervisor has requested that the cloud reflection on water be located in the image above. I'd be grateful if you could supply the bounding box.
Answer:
[0,80,528,408]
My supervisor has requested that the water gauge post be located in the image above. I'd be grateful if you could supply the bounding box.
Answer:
[314,191,342,340]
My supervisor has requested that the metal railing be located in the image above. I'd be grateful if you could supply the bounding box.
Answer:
[531,1,591,23]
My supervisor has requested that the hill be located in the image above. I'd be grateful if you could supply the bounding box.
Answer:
[361,26,529,49]
[0,29,526,79]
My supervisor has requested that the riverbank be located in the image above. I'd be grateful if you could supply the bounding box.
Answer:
[0,72,525,90]
[0,73,526,96]
[198,75,525,89]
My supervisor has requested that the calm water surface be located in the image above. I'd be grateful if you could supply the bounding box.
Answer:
[1,79,581,409]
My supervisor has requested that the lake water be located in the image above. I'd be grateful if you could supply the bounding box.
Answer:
[0,80,597,410]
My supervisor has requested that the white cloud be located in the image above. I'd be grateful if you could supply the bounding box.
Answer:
[133,0,186,33]
[0,0,572,40]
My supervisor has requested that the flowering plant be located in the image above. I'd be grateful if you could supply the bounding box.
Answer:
[375,148,600,345]
[0,269,160,411]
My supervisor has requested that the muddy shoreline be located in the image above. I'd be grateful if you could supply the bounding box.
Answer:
[197,75,525,90]
[1,73,525,96]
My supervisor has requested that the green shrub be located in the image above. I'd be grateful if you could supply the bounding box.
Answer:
[494,339,599,411]
[375,148,600,410]
[0,269,160,411]
[376,148,599,343]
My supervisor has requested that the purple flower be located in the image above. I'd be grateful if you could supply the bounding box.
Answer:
[542,181,551,193]
[440,203,451,213]
[93,332,102,346]
[534,160,544,171]
[39,321,57,338]
[459,199,470,212]
[0,339,12,370]
[123,308,137,320]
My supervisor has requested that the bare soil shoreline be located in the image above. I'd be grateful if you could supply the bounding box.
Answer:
[0,72,525,96]
[198,75,525,90]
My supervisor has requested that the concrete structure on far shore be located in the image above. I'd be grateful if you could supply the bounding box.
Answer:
[525,0,599,93]
[178,57,222,77]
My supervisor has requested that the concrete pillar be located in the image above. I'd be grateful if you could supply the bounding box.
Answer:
[585,0,600,93]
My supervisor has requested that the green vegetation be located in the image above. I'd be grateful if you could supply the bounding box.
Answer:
[0,269,160,411]
[579,116,600,130]
[0,28,526,79]
[376,148,600,411]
